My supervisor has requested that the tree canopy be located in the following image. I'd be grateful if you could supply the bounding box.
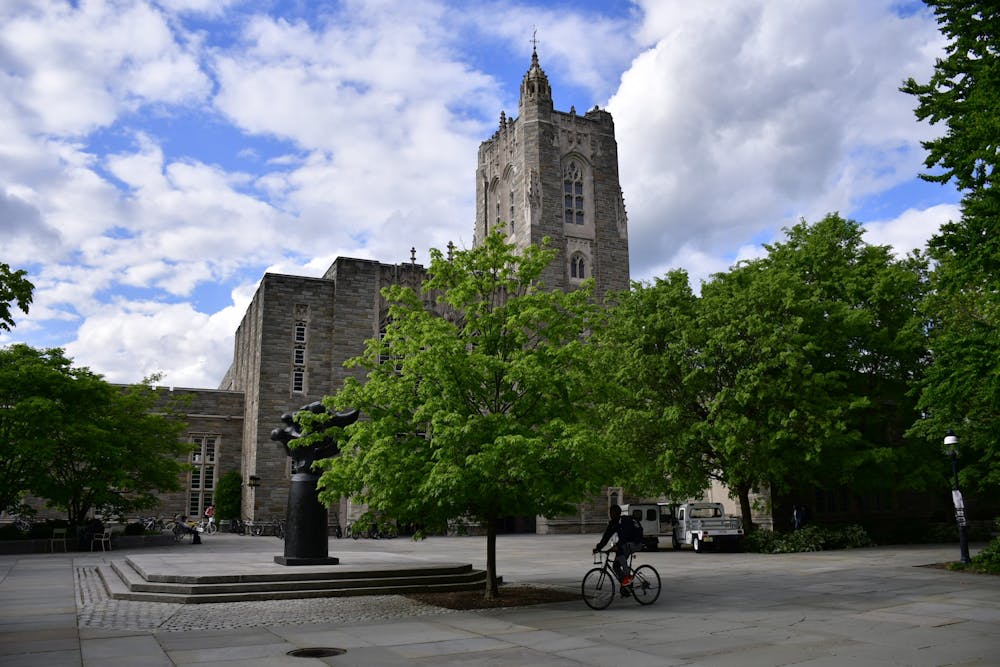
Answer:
[901,0,1000,491]
[597,215,931,528]
[316,231,615,597]
[0,264,33,332]
[0,344,191,525]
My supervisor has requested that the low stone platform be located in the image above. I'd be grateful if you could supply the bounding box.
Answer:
[98,551,487,603]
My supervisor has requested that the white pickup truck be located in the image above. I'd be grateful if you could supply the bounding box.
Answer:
[672,502,743,553]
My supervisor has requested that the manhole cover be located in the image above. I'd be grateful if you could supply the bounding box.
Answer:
[288,647,347,658]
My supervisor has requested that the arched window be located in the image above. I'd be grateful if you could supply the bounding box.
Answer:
[563,160,585,225]
[570,253,586,279]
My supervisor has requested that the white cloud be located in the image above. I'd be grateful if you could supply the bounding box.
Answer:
[611,0,945,281]
[65,290,252,387]
[0,0,958,390]
[207,4,501,266]
[864,203,959,258]
[0,0,211,135]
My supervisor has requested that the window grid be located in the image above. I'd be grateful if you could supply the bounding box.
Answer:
[563,161,585,225]
[188,436,218,517]
[293,320,306,393]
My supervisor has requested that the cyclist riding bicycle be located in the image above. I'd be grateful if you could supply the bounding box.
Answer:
[593,504,643,596]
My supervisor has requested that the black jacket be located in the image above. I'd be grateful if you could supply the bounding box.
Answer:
[595,515,638,551]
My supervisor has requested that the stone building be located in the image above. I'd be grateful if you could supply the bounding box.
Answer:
[160,50,631,532]
[475,49,630,300]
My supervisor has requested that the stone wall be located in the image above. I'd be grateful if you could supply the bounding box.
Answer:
[151,386,244,519]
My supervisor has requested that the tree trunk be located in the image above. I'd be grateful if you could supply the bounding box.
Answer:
[736,483,755,532]
[485,514,499,600]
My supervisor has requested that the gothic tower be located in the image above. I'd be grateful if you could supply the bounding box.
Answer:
[474,49,630,299]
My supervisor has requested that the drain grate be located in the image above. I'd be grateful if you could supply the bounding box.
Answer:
[288,647,347,658]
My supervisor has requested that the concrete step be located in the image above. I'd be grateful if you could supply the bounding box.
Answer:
[98,558,489,604]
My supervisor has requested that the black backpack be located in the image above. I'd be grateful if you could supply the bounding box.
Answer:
[619,515,643,544]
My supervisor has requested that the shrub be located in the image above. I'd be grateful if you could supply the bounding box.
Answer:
[969,538,1000,573]
[744,528,778,553]
[744,524,873,554]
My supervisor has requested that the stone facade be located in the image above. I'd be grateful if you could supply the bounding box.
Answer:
[475,50,629,301]
[216,259,427,523]
[150,387,244,519]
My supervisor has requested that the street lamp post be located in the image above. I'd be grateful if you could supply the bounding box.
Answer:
[944,430,971,564]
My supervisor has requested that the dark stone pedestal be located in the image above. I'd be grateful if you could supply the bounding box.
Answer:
[274,472,339,566]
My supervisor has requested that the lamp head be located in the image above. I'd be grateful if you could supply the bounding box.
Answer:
[944,429,958,457]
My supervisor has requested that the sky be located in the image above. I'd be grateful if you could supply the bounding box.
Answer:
[1,0,960,389]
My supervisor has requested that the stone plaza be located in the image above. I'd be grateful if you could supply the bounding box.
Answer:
[1,533,997,665]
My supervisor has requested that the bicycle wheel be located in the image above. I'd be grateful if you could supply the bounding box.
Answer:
[631,565,661,605]
[206,521,218,535]
[582,567,615,609]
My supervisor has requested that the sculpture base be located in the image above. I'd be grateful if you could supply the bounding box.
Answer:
[274,556,340,566]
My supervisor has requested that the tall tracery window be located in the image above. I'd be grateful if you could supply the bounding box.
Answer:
[570,253,586,279]
[563,161,585,225]
[292,320,306,393]
[189,435,218,517]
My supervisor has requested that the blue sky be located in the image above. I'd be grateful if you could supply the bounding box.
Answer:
[1,0,959,388]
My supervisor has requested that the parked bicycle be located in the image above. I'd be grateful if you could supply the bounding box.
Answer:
[347,522,397,539]
[12,514,33,534]
[164,515,211,542]
[582,548,660,609]
[166,518,198,543]
[140,516,166,533]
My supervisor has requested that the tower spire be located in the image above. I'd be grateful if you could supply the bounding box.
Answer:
[519,31,551,116]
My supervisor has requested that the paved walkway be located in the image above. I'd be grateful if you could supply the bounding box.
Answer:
[0,533,997,665]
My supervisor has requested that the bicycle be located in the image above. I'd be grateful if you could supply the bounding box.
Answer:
[169,519,196,542]
[582,548,661,609]
[196,517,218,535]
[140,516,166,533]
[12,514,33,534]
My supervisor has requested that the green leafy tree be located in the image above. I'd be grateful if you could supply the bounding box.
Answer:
[0,344,66,511]
[901,1,1000,490]
[0,344,191,527]
[0,264,33,331]
[701,216,931,523]
[594,269,710,501]
[599,215,930,529]
[214,470,243,523]
[316,231,615,598]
